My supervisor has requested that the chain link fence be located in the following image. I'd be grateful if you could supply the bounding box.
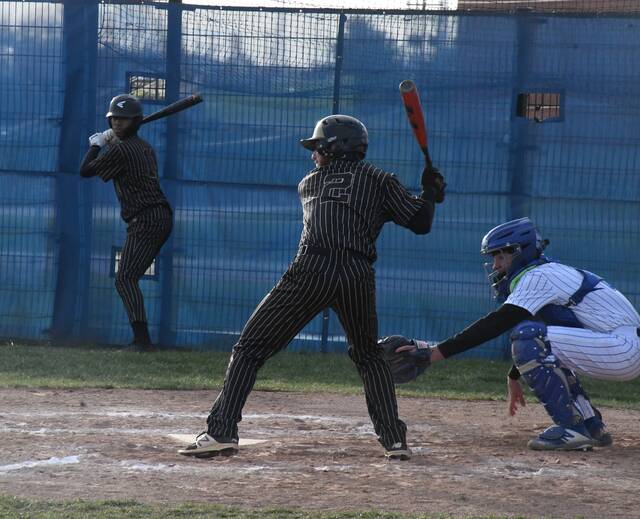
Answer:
[1,0,639,356]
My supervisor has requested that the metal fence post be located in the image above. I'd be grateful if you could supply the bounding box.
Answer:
[508,9,538,220]
[158,0,181,347]
[50,0,98,343]
[332,13,347,115]
[319,13,347,353]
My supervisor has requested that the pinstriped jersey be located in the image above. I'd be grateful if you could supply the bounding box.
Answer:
[89,136,171,222]
[506,262,640,332]
[298,159,426,263]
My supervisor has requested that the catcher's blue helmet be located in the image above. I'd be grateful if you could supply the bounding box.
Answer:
[480,217,548,297]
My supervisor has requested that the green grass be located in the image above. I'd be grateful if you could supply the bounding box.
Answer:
[1,342,639,409]
[0,495,548,519]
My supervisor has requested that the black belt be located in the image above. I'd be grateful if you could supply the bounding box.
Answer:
[297,245,371,264]
[637,328,640,337]
[128,204,172,224]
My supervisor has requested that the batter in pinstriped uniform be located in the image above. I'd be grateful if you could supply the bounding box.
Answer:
[387,217,640,451]
[79,94,173,352]
[179,114,445,460]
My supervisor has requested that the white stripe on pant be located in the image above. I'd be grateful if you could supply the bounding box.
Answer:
[548,325,640,381]
[205,250,407,450]
[115,205,173,324]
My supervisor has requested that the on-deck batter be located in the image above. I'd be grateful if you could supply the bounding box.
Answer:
[79,94,173,352]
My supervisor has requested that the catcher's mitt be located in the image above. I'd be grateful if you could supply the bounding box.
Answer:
[378,335,432,384]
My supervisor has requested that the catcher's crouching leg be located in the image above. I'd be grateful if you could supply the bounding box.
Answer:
[511,321,596,451]
[561,367,612,447]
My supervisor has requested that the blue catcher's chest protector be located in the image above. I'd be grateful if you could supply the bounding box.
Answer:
[510,265,603,328]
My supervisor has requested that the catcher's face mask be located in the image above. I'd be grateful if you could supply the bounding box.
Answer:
[483,246,519,297]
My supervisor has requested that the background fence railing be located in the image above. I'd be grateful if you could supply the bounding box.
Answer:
[456,0,640,12]
[1,0,639,358]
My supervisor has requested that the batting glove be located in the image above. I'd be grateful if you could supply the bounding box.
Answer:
[89,129,117,147]
[421,166,446,204]
[89,132,106,147]
[102,129,117,145]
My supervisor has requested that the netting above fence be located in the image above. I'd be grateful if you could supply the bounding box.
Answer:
[182,0,640,14]
[456,0,640,12]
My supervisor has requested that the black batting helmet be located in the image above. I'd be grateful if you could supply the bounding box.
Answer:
[300,115,368,160]
[106,94,143,135]
[106,94,143,119]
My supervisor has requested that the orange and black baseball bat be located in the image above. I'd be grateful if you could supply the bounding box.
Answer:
[399,80,432,168]
[141,93,203,125]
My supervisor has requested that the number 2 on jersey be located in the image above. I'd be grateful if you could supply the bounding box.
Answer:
[320,172,354,204]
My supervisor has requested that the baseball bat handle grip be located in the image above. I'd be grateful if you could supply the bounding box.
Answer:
[422,147,433,169]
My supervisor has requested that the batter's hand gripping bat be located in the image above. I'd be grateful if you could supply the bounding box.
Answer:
[141,93,203,125]
[399,80,432,169]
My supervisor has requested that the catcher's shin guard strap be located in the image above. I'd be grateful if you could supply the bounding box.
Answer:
[561,368,596,420]
[511,321,584,428]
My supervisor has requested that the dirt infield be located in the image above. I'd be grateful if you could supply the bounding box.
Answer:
[1,388,638,519]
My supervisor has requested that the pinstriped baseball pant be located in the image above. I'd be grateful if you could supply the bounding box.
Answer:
[206,250,407,450]
[115,205,173,324]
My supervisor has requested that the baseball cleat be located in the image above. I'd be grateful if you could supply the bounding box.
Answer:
[527,425,597,451]
[385,442,412,460]
[584,415,613,447]
[178,432,238,458]
[590,429,613,448]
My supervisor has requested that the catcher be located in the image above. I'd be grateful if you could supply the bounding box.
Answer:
[380,217,640,451]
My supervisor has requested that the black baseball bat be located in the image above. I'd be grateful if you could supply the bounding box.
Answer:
[141,94,203,125]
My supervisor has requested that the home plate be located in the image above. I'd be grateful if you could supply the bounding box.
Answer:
[168,434,268,447]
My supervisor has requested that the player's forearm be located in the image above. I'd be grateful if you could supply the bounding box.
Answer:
[436,304,532,358]
[406,197,435,234]
[79,146,100,177]
[420,184,438,203]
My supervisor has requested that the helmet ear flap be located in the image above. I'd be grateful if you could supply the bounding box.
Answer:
[316,136,339,156]
[130,115,143,133]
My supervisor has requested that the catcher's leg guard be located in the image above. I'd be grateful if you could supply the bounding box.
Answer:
[511,321,595,451]
[561,368,595,418]
[584,409,613,447]
[562,369,612,447]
